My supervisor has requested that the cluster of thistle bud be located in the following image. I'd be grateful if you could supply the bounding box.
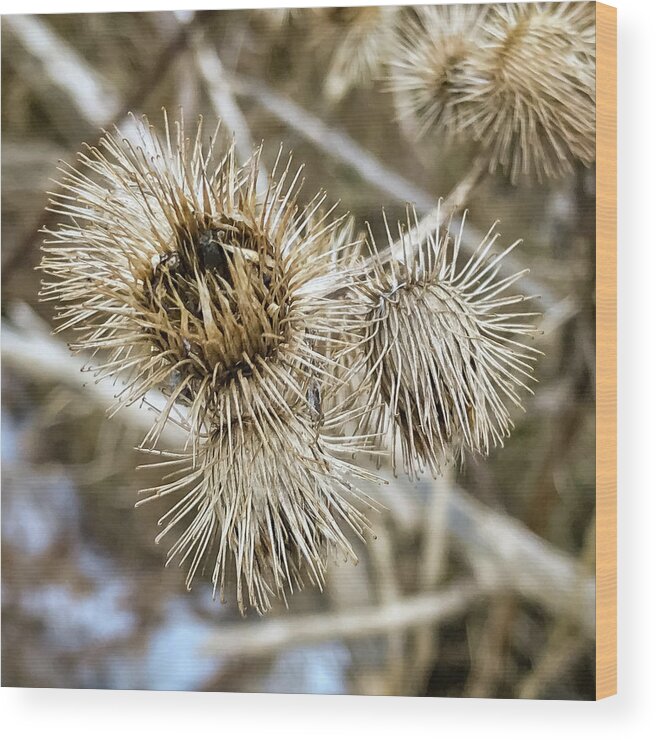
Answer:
[40,111,541,614]
[306,2,595,182]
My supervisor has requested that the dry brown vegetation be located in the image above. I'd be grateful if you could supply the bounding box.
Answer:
[2,5,596,698]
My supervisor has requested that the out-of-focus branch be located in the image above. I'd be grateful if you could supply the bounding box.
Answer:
[406,469,452,694]
[516,624,587,699]
[373,474,594,638]
[1,14,194,284]
[232,74,434,211]
[1,307,185,451]
[232,75,556,312]
[464,594,516,697]
[366,518,405,694]
[448,487,594,638]
[206,580,487,659]
[1,303,594,637]
[4,14,121,127]
[374,157,487,265]
[191,34,267,191]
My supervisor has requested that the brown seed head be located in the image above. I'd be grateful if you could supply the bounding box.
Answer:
[358,205,540,478]
[461,2,596,181]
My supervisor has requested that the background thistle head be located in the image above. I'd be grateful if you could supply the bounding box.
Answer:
[387,2,595,182]
[388,4,487,140]
[460,2,596,181]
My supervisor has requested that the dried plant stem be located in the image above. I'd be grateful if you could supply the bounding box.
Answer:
[516,622,587,700]
[232,74,433,210]
[206,579,487,659]
[451,487,594,638]
[464,594,516,697]
[191,34,268,191]
[5,14,120,126]
[371,157,488,268]
[2,15,193,285]
[406,469,452,694]
[1,307,186,450]
[366,519,405,694]
[515,514,594,699]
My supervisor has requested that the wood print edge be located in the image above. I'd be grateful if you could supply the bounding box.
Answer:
[595,1,617,701]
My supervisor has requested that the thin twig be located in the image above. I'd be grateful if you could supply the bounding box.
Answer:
[366,517,405,694]
[1,307,185,451]
[205,580,488,659]
[449,486,594,638]
[191,32,268,191]
[5,14,121,126]
[232,74,556,311]
[516,623,587,700]
[373,157,488,266]
[1,15,194,284]
[406,469,452,694]
[232,74,434,210]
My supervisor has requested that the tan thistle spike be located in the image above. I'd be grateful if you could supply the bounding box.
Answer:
[357,203,540,479]
[388,4,487,140]
[460,2,596,181]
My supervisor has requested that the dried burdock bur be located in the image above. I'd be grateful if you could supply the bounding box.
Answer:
[40,113,364,445]
[316,5,399,103]
[388,4,487,139]
[461,2,596,181]
[140,395,379,615]
[357,204,540,479]
[40,112,380,613]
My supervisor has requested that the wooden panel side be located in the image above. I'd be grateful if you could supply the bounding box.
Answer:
[595,1,617,701]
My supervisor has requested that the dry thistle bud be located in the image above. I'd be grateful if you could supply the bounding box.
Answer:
[358,205,539,478]
[41,113,363,446]
[388,4,486,139]
[323,6,399,103]
[140,396,378,615]
[461,2,596,181]
[40,112,379,613]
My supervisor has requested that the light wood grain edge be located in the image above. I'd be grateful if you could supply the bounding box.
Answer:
[595,1,617,701]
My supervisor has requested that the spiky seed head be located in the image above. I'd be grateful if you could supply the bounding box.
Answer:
[388,4,487,139]
[40,113,364,448]
[140,393,378,615]
[461,2,596,181]
[40,112,381,612]
[319,6,399,103]
[358,205,539,479]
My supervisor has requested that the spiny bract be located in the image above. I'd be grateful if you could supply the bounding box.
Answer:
[357,204,539,478]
